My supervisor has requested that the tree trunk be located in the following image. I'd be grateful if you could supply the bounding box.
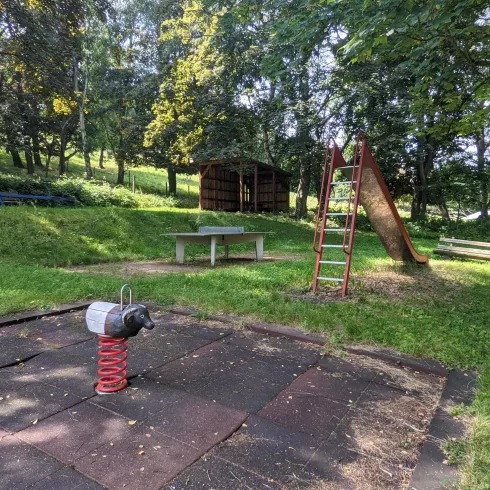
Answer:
[24,138,34,175]
[168,163,177,196]
[262,128,275,167]
[32,133,43,167]
[78,59,92,180]
[116,157,125,185]
[413,134,429,220]
[438,201,451,221]
[410,190,421,220]
[45,154,52,177]
[295,160,311,219]
[98,146,105,169]
[59,130,67,175]
[476,129,488,219]
[9,148,24,168]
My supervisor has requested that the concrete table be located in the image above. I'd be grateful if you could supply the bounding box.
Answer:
[162,227,272,266]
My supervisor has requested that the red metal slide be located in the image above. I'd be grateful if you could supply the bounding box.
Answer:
[355,139,429,264]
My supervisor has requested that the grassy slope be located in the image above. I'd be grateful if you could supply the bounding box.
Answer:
[0,150,200,204]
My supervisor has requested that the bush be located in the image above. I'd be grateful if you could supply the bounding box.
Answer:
[0,173,179,208]
[405,216,490,241]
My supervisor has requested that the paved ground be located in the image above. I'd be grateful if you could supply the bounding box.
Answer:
[0,307,458,490]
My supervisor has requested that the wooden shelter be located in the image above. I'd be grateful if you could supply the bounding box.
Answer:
[199,158,291,212]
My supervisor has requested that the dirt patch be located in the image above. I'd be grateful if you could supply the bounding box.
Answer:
[355,266,462,302]
[289,288,358,305]
[66,261,205,276]
[291,264,462,305]
[65,254,303,278]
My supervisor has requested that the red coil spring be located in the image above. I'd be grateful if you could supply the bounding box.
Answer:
[97,335,128,393]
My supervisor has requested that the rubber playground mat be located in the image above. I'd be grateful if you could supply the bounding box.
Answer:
[0,307,476,489]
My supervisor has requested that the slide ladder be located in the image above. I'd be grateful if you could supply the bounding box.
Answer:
[313,135,428,297]
[313,135,364,296]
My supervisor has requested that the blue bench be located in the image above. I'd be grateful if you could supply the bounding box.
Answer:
[0,193,75,206]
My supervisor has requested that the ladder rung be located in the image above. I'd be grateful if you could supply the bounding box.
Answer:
[328,197,351,201]
[317,277,344,282]
[341,166,354,169]
[331,181,357,185]
[320,260,346,265]
[322,245,343,248]
[327,213,348,216]
[325,228,350,232]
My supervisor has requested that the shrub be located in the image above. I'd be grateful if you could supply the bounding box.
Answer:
[0,173,179,208]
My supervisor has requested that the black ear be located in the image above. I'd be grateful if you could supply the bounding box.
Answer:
[122,306,139,326]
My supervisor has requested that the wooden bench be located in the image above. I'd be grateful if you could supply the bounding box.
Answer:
[433,237,490,261]
[162,226,272,266]
[0,193,75,206]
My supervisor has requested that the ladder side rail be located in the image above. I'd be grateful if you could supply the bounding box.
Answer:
[342,137,367,297]
[313,138,335,253]
[342,133,362,252]
[312,144,338,292]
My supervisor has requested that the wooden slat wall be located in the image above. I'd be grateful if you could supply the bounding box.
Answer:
[201,165,241,211]
[257,172,289,212]
[200,164,290,212]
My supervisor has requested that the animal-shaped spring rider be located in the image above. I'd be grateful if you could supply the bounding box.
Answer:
[86,284,155,394]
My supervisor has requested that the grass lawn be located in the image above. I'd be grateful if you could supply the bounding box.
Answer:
[0,205,489,488]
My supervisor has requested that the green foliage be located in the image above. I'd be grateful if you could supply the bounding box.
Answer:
[443,439,468,466]
[462,363,490,489]
[405,217,490,241]
[0,173,177,208]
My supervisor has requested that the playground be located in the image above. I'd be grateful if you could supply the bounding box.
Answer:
[0,139,489,488]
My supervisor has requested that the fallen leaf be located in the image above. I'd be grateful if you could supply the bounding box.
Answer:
[138,450,145,455]
[140,467,144,472]
[64,393,69,397]
[128,420,137,425]
[150,426,154,430]
[32,419,38,425]
[139,445,144,448]
[145,434,151,438]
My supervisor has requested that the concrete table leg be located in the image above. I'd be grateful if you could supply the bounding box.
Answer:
[224,245,229,259]
[176,238,185,264]
[211,236,217,266]
[255,236,264,261]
